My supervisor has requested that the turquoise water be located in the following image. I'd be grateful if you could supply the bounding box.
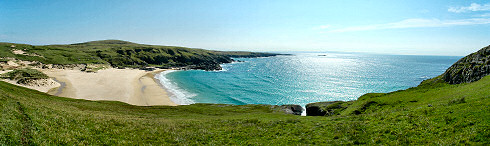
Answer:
[157,52,461,106]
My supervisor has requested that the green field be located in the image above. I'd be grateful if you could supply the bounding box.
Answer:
[1,75,488,145]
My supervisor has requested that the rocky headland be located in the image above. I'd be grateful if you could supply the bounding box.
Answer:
[304,45,490,116]
[442,45,490,84]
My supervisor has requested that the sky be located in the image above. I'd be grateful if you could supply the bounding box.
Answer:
[0,0,489,56]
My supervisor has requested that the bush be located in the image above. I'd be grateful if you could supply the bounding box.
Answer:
[0,68,48,81]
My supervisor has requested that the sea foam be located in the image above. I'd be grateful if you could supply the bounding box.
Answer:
[155,70,196,105]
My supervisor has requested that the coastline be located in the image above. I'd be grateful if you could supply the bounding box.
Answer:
[39,68,177,106]
[134,69,177,106]
[153,69,196,105]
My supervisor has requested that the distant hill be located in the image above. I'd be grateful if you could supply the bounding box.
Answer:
[0,40,281,70]
[71,40,137,45]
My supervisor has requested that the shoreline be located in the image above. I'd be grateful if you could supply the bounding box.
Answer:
[134,69,177,106]
[151,70,177,104]
[39,68,177,106]
[0,59,257,106]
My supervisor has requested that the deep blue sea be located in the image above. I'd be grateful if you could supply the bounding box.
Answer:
[156,52,461,107]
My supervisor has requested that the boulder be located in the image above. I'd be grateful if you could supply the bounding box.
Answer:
[306,101,345,116]
[276,105,303,115]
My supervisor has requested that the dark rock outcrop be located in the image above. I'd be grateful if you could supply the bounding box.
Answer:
[218,52,286,58]
[188,62,224,71]
[442,45,490,84]
[306,101,345,116]
[275,105,304,115]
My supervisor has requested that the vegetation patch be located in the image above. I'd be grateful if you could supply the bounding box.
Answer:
[82,64,110,73]
[0,58,8,63]
[0,68,48,84]
[448,97,466,105]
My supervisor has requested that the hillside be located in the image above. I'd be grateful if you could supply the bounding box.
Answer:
[1,46,489,144]
[0,40,281,70]
[0,75,488,145]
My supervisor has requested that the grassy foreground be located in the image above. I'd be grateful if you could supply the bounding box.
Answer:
[0,76,489,144]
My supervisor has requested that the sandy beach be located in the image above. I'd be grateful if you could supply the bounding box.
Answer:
[41,68,177,106]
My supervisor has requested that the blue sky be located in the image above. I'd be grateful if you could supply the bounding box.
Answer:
[0,0,489,56]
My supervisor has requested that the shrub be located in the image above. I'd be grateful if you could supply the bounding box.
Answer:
[0,68,48,82]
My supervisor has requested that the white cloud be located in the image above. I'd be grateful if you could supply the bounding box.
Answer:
[319,3,490,32]
[448,3,490,13]
[325,18,490,32]
[479,13,490,17]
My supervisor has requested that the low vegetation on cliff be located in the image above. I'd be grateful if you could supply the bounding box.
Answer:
[0,40,280,70]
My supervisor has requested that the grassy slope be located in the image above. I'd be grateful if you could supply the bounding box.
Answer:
[1,75,489,144]
[0,40,279,69]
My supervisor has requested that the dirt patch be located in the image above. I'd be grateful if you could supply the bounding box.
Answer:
[12,49,26,55]
[11,49,43,57]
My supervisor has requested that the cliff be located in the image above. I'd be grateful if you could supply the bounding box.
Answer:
[442,45,490,84]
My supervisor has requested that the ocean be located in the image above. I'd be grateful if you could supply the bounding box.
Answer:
[156,52,461,107]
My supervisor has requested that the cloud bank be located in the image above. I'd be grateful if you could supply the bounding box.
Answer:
[448,3,490,13]
[323,18,490,32]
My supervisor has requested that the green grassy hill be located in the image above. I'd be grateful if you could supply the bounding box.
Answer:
[0,40,280,70]
[1,75,488,145]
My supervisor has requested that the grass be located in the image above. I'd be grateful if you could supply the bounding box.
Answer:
[0,74,488,144]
